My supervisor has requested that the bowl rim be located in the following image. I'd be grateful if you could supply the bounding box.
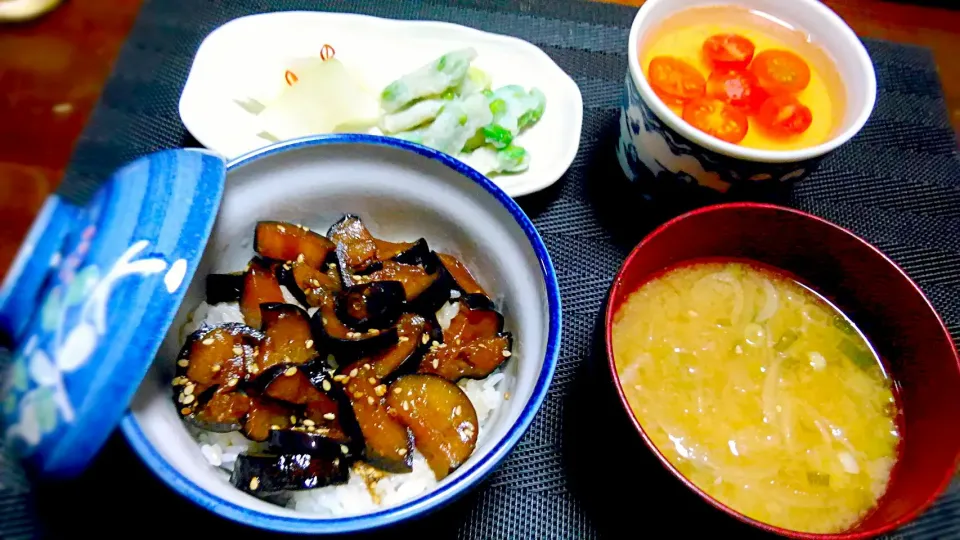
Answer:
[604,202,960,539]
[627,0,878,164]
[119,133,563,534]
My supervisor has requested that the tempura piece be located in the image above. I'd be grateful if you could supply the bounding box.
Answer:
[380,48,478,113]
[419,93,493,156]
[380,99,445,134]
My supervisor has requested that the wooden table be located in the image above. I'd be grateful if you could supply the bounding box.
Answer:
[0,0,958,278]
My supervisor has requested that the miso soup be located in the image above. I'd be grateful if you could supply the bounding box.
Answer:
[612,260,899,533]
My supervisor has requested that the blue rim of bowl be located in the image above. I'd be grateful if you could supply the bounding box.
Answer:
[118,133,563,534]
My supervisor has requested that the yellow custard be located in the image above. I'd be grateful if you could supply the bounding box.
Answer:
[639,5,846,151]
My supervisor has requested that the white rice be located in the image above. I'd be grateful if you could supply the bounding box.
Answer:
[186,296,508,517]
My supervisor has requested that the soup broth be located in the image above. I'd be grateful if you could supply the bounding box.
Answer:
[638,5,847,151]
[612,261,899,534]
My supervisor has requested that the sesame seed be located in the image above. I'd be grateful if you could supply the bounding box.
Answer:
[502,350,512,358]
[310,279,320,287]
[455,338,461,345]
[177,359,189,368]
[333,374,347,382]
[328,263,336,270]
[432,358,439,369]
[368,377,377,385]
[333,458,340,467]
[282,263,291,270]
[398,448,407,456]
[232,346,243,355]
[228,378,239,387]
[340,444,350,454]
[183,384,195,396]
[322,317,328,325]
[177,393,185,403]
[394,386,403,394]
[284,366,298,377]
[375,384,387,396]
[438,343,447,349]
[249,477,260,490]
[349,368,359,377]
[211,364,221,372]
[289,415,297,423]
[504,392,511,400]
[305,339,314,348]
[453,406,461,416]
[181,407,192,415]
[431,341,440,348]
[303,226,310,232]
[363,363,371,369]
[283,355,291,363]
[402,401,409,411]
[202,338,215,346]
[422,334,430,344]
[368,328,380,335]
[302,419,316,427]
[323,412,336,420]
[322,379,332,391]
[353,391,363,399]
[183,394,195,405]
[249,365,260,374]
[277,225,286,232]
[307,425,316,432]
[399,336,409,342]
[367,396,375,405]
[297,253,305,263]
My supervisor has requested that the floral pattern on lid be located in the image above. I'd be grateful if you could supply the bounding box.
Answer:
[0,149,226,477]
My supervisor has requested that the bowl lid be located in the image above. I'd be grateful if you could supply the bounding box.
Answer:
[0,149,226,477]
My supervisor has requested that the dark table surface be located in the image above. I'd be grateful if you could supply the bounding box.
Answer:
[1,1,959,539]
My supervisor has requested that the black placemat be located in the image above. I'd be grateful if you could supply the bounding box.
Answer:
[3,0,959,538]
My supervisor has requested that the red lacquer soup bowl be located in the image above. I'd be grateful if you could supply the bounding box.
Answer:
[604,203,960,539]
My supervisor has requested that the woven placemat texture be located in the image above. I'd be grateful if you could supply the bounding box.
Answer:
[2,0,959,538]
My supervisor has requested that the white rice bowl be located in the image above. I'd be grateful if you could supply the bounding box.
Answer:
[184,295,508,517]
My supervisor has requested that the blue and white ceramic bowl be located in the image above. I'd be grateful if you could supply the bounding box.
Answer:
[617,0,876,197]
[119,135,561,533]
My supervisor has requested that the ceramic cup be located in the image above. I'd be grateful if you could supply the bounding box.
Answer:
[616,0,876,198]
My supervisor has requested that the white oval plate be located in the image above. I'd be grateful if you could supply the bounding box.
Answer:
[178,11,584,198]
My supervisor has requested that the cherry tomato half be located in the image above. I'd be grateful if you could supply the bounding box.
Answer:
[682,97,749,144]
[702,34,756,70]
[647,56,706,106]
[750,49,811,95]
[756,95,813,136]
[706,69,766,113]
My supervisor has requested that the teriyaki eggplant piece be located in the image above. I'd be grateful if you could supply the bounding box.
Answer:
[335,281,406,331]
[338,359,413,473]
[255,221,335,268]
[231,453,349,494]
[240,257,285,328]
[205,273,244,304]
[311,298,399,359]
[257,303,317,372]
[365,261,438,302]
[276,260,340,308]
[418,294,513,381]
[386,374,478,480]
[437,252,487,297]
[368,313,438,380]
[242,397,294,441]
[328,215,381,274]
[391,238,432,267]
[181,386,252,433]
[173,322,262,425]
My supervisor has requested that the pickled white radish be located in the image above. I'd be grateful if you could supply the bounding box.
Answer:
[258,58,378,140]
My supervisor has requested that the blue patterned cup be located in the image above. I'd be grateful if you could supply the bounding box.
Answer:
[617,0,876,198]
